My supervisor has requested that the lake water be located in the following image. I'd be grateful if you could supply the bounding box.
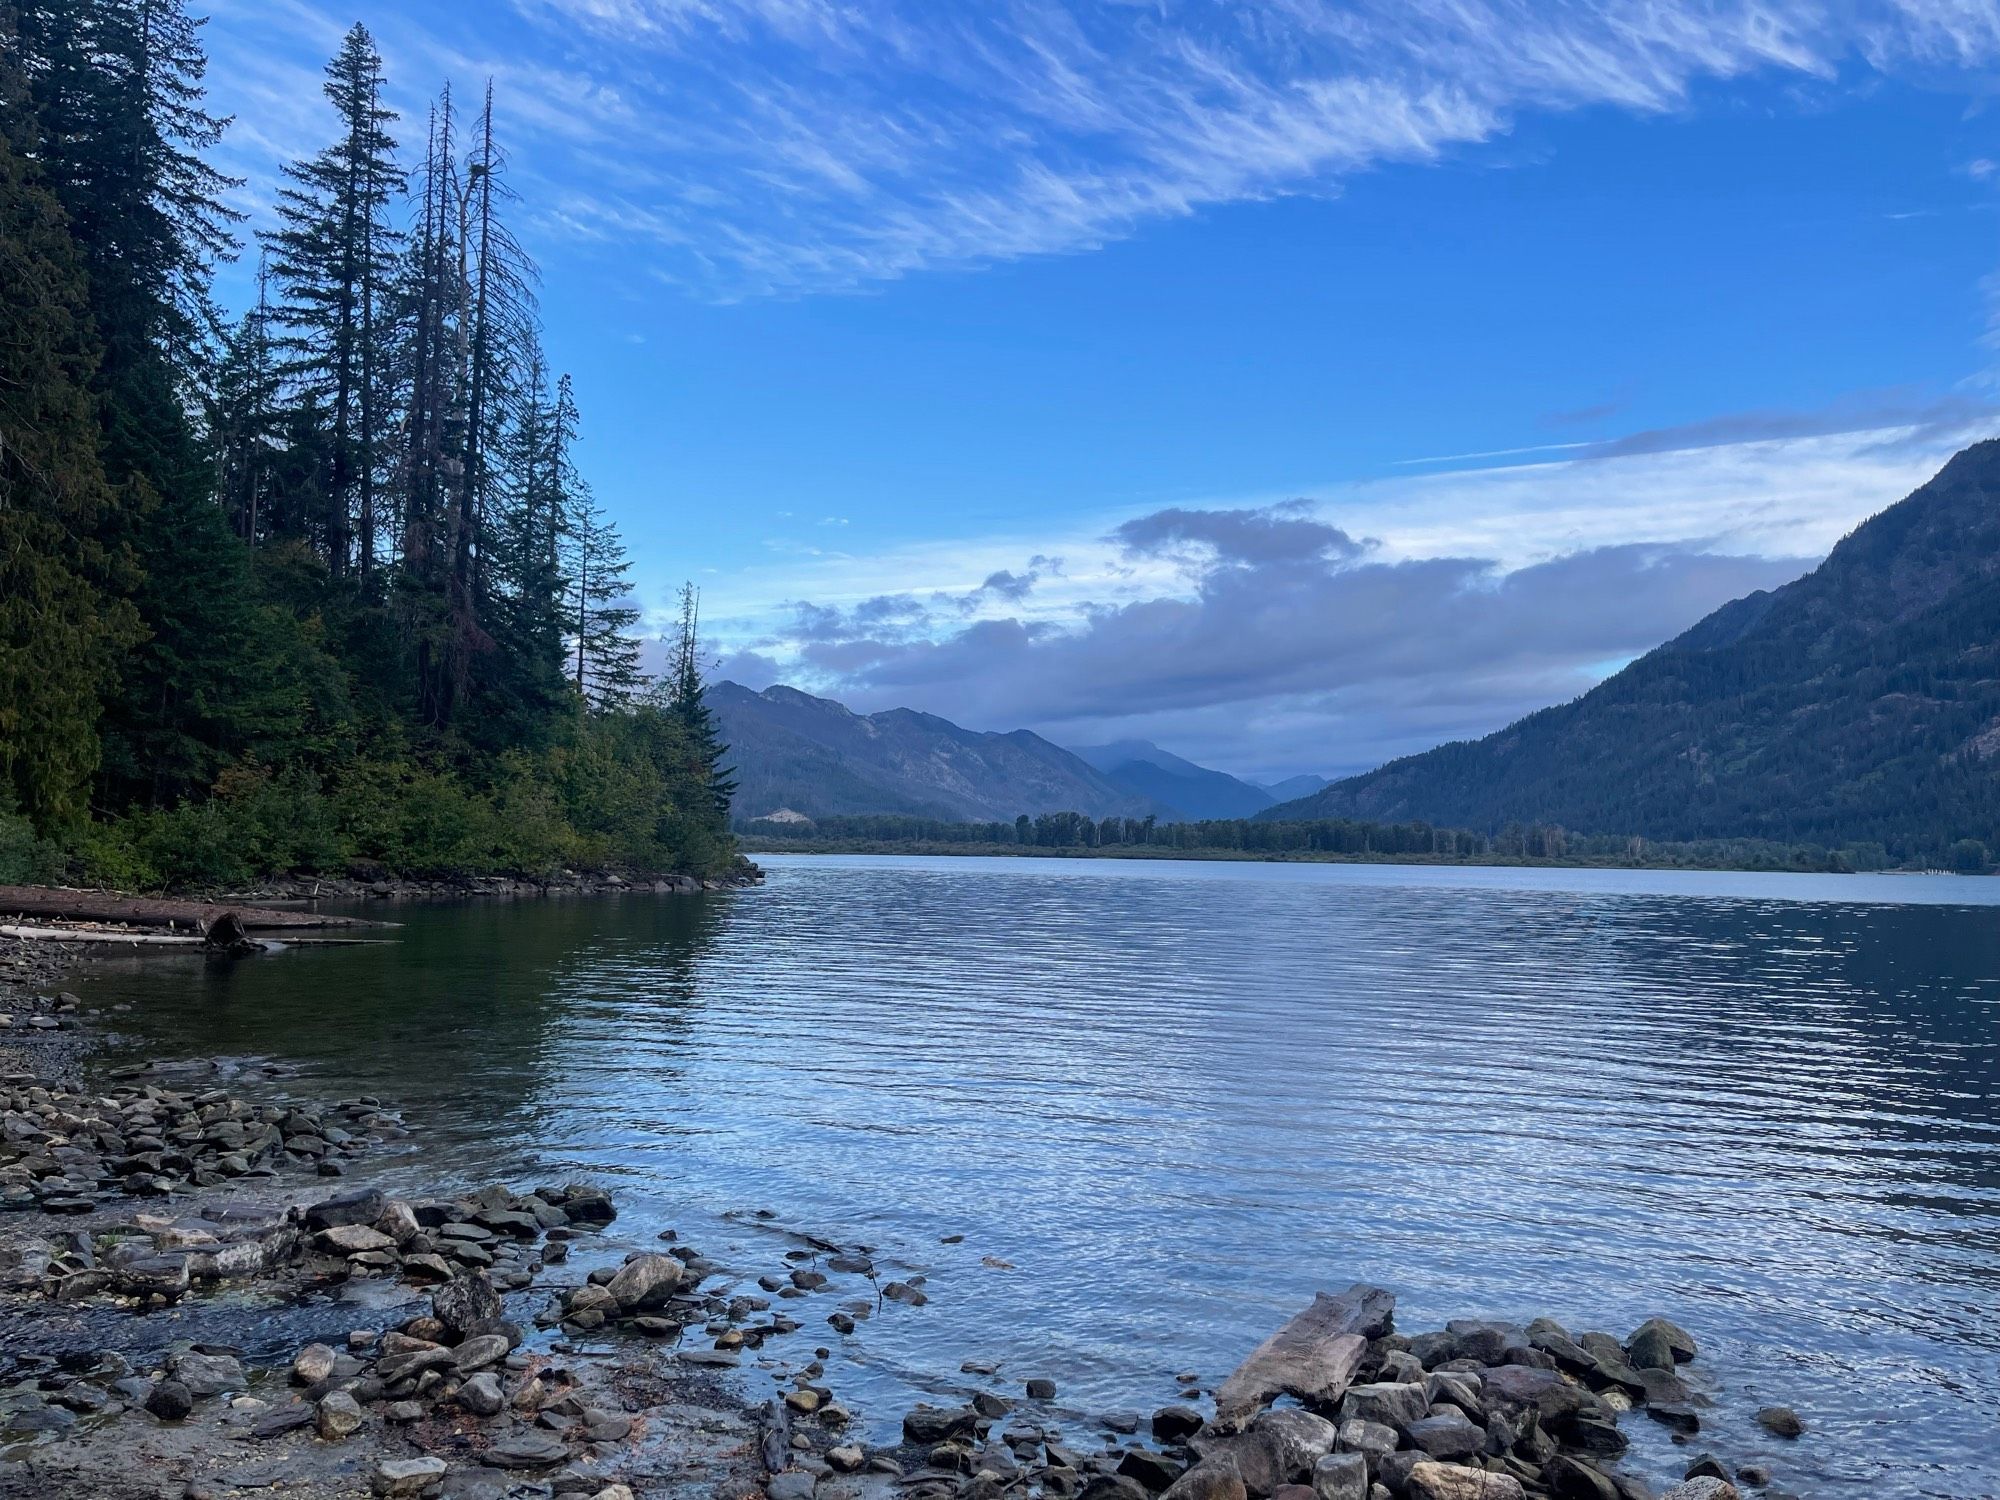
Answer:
[72,856,2000,1498]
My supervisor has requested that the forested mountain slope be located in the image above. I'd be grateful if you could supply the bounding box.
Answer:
[713,684,1159,822]
[1269,442,2000,861]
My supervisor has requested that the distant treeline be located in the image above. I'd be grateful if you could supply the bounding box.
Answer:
[737,812,1900,872]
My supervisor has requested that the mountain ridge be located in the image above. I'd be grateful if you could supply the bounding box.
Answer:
[1265,440,2000,858]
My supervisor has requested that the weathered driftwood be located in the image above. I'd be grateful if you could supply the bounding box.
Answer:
[1213,1283,1397,1430]
[0,925,383,948]
[0,886,385,931]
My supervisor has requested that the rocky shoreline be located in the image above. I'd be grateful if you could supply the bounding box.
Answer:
[1,933,1806,1500]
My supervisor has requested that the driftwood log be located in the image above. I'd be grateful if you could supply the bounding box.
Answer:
[1212,1283,1397,1430]
[0,886,385,931]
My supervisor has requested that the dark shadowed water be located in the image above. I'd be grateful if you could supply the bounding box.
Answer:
[71,856,2000,1497]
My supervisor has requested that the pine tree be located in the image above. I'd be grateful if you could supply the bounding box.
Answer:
[565,477,645,712]
[0,18,141,827]
[665,584,736,818]
[262,22,403,575]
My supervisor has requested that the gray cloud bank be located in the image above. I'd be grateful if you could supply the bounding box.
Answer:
[718,501,1810,780]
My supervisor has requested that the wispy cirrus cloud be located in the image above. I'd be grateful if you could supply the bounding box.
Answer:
[200,0,2000,299]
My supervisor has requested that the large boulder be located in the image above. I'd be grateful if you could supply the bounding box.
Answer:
[433,1271,502,1341]
[168,1351,245,1398]
[1338,1382,1429,1432]
[605,1252,685,1312]
[1191,1409,1338,1496]
[305,1188,386,1231]
[1163,1459,1248,1500]
[1406,1463,1525,1500]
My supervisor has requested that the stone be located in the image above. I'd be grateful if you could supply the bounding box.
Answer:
[170,1352,246,1398]
[1405,1413,1484,1460]
[785,1389,823,1415]
[1623,1325,1677,1372]
[1755,1405,1803,1438]
[1443,1322,1521,1366]
[292,1344,337,1385]
[827,1446,867,1474]
[434,1272,503,1341]
[1405,1464,1525,1500]
[1525,1321,1597,1375]
[905,1405,980,1445]
[458,1373,505,1416]
[1339,1383,1429,1432]
[882,1280,928,1305]
[972,1391,1012,1419]
[1660,1484,1737,1500]
[317,1390,364,1440]
[305,1188,386,1231]
[767,1473,817,1500]
[1155,1405,1206,1444]
[480,1431,570,1469]
[1077,1478,1148,1500]
[1164,1459,1249,1500]
[1630,1318,1696,1363]
[452,1335,510,1373]
[1545,1458,1619,1500]
[1192,1409,1338,1495]
[1310,1453,1366,1500]
[605,1252,685,1311]
[376,1345,455,1384]
[1333,1419,1396,1461]
[1026,1379,1059,1400]
[372,1457,449,1496]
[1119,1450,1185,1491]
[317,1222,396,1255]
[1479,1366,1587,1425]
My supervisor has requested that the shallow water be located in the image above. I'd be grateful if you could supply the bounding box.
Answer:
[73,856,2000,1497]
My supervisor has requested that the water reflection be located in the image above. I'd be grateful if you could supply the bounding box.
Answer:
[73,859,2000,1498]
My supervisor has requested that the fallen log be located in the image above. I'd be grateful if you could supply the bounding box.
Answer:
[0,925,387,947]
[1213,1283,1397,1430]
[0,885,386,931]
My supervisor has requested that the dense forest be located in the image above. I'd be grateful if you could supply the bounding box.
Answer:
[0,2,738,889]
[739,813,1871,873]
[1278,443,2000,870]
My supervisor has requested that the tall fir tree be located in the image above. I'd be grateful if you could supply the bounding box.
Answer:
[262,21,403,576]
[665,584,736,820]
[565,477,645,712]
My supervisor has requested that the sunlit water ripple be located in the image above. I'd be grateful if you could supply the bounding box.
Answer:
[76,857,2000,1498]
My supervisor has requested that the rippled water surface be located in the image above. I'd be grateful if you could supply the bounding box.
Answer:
[77,857,2000,1497]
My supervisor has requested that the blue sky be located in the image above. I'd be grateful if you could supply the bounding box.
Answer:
[202,0,2000,779]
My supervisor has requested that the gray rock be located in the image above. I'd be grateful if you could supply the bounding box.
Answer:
[1333,1419,1396,1461]
[452,1334,510,1373]
[293,1343,338,1385]
[433,1271,502,1341]
[457,1372,505,1416]
[1624,1325,1677,1372]
[1120,1451,1186,1491]
[1405,1413,1484,1460]
[143,1379,193,1422]
[480,1431,570,1469]
[372,1457,449,1497]
[170,1351,246,1398]
[605,1252,685,1312]
[1405,1464,1525,1500]
[1630,1318,1696,1363]
[1192,1409,1338,1495]
[1310,1453,1366,1500]
[305,1187,385,1230]
[1026,1379,1059,1400]
[317,1390,364,1440]
[904,1405,979,1445]
[1755,1405,1803,1438]
[1339,1383,1429,1433]
[1660,1484,1737,1500]
[1164,1459,1249,1500]
[1154,1406,1206,1444]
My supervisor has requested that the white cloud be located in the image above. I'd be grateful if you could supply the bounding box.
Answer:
[200,0,2000,298]
[699,412,1995,775]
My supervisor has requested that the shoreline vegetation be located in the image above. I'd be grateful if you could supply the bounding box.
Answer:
[737,814,1922,876]
[1,7,739,899]
[2,924,1799,1500]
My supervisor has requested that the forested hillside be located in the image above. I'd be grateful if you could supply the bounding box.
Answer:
[712,683,1157,822]
[1272,443,2000,867]
[0,3,736,888]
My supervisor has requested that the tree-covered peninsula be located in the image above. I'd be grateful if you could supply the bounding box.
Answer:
[0,3,737,890]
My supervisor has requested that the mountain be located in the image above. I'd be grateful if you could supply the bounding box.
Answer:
[1267,442,2000,858]
[712,683,1160,823]
[1256,774,1331,803]
[1071,740,1277,820]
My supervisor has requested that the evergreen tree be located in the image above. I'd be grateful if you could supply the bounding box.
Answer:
[665,585,736,819]
[262,22,403,575]
[565,478,645,712]
[0,21,140,827]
